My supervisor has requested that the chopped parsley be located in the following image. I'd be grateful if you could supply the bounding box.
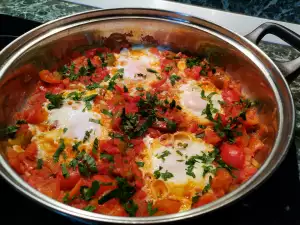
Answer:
[186,57,201,68]
[83,205,96,212]
[107,68,124,91]
[147,202,158,216]
[135,73,147,79]
[86,83,103,90]
[136,87,144,91]
[61,163,70,178]
[155,150,171,162]
[69,158,78,169]
[67,92,83,101]
[53,139,65,162]
[169,74,181,86]
[73,151,98,176]
[37,158,43,169]
[58,63,78,81]
[80,180,100,201]
[16,120,27,125]
[45,93,64,110]
[72,141,81,151]
[123,200,138,217]
[192,195,200,204]
[195,133,205,139]
[202,176,212,194]
[89,118,101,124]
[92,138,99,154]
[0,125,18,137]
[109,132,124,141]
[87,58,96,75]
[100,153,114,162]
[78,66,87,76]
[146,68,157,73]
[98,177,136,205]
[154,166,163,179]
[160,170,174,181]
[163,118,177,132]
[83,129,93,143]
[101,109,113,117]
[200,70,207,76]
[202,164,216,177]
[63,193,70,203]
[104,75,111,81]
[83,94,97,102]
[201,103,215,121]
[176,150,183,156]
[164,66,173,72]
[177,142,188,149]
[136,161,145,167]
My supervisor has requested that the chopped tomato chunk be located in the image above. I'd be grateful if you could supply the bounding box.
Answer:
[220,143,245,169]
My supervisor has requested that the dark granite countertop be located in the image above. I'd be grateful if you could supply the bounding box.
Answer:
[1,0,300,170]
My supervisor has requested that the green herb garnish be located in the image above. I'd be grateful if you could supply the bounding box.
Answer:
[83,205,96,212]
[37,158,43,169]
[45,93,63,110]
[136,161,145,167]
[89,118,101,124]
[123,200,138,217]
[92,138,99,154]
[80,180,100,201]
[147,202,158,216]
[83,129,93,143]
[101,109,113,117]
[100,153,114,162]
[169,74,181,86]
[53,139,65,162]
[61,163,70,178]
[160,170,174,181]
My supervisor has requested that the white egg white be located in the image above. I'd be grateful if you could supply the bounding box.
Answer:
[48,102,101,141]
[179,81,223,123]
[113,48,161,82]
[143,135,215,186]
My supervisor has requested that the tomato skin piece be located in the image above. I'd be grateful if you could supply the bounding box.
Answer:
[220,143,245,169]
[24,142,38,161]
[244,108,259,126]
[69,179,83,199]
[150,75,168,88]
[96,199,127,216]
[7,148,23,174]
[23,105,48,124]
[93,175,116,196]
[204,128,222,145]
[58,169,81,190]
[222,88,241,103]
[192,193,217,208]
[100,140,120,155]
[211,169,233,197]
[39,70,61,84]
[187,122,198,133]
[147,128,162,138]
[149,47,160,55]
[154,199,181,214]
[184,66,201,80]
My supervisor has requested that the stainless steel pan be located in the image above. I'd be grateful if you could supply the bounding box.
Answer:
[0,8,299,224]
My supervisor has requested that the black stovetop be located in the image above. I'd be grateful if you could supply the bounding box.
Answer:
[0,14,299,225]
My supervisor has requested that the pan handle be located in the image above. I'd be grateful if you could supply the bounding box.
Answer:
[245,22,300,83]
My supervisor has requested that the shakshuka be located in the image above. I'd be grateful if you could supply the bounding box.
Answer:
[4,45,270,217]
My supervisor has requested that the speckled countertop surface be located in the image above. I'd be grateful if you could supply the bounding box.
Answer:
[0,0,300,171]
